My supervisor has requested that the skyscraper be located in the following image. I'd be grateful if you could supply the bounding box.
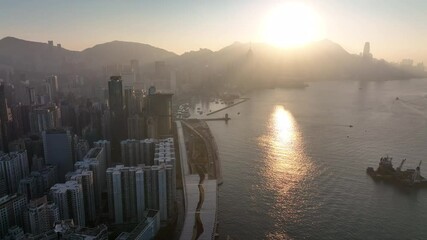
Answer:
[146,93,173,138]
[0,84,11,152]
[50,181,85,227]
[108,76,125,164]
[42,129,73,182]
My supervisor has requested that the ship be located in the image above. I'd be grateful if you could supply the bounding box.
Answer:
[367,156,427,188]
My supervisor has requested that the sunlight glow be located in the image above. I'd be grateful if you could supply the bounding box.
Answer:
[262,2,324,48]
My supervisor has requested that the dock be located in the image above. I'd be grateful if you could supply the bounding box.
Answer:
[206,98,249,116]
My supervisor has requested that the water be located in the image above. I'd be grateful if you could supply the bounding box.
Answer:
[202,79,427,239]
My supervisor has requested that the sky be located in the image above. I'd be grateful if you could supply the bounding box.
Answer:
[1,0,427,63]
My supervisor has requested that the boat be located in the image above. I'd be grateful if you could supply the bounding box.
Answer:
[367,156,427,188]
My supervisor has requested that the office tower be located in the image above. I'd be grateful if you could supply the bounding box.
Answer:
[121,139,140,166]
[146,93,173,138]
[106,165,145,224]
[45,76,59,103]
[108,76,125,163]
[50,181,85,227]
[0,194,27,238]
[42,129,73,182]
[0,84,11,152]
[66,169,96,223]
[0,151,29,194]
[94,140,111,167]
[26,196,59,235]
[127,115,145,140]
[29,105,61,133]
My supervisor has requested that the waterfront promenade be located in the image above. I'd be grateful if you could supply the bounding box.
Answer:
[176,121,219,240]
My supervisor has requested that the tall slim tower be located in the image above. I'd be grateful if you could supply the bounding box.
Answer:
[0,84,10,152]
[108,76,125,163]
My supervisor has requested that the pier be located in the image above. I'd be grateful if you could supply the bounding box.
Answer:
[206,98,249,116]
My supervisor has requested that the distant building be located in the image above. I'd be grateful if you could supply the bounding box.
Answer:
[74,139,90,162]
[50,181,85,227]
[362,42,372,60]
[42,129,73,182]
[45,76,59,103]
[29,105,61,133]
[127,115,145,140]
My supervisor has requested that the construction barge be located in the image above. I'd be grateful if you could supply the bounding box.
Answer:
[367,156,427,188]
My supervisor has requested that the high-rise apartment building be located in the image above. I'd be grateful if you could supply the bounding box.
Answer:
[25,196,59,235]
[106,165,145,224]
[0,194,27,238]
[0,151,29,194]
[65,169,96,224]
[50,181,85,227]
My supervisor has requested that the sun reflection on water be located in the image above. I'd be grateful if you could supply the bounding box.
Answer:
[257,105,313,237]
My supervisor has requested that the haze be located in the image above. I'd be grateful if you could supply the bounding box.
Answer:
[1,0,427,63]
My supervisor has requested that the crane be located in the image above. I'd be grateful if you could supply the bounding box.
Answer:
[396,159,406,172]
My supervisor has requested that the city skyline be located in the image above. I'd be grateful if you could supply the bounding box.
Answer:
[1,0,427,63]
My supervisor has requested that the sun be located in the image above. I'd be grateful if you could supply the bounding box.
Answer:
[262,2,323,48]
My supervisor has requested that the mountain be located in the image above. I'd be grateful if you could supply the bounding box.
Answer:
[0,37,177,73]
[0,36,423,89]
[81,40,177,69]
[0,37,80,73]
